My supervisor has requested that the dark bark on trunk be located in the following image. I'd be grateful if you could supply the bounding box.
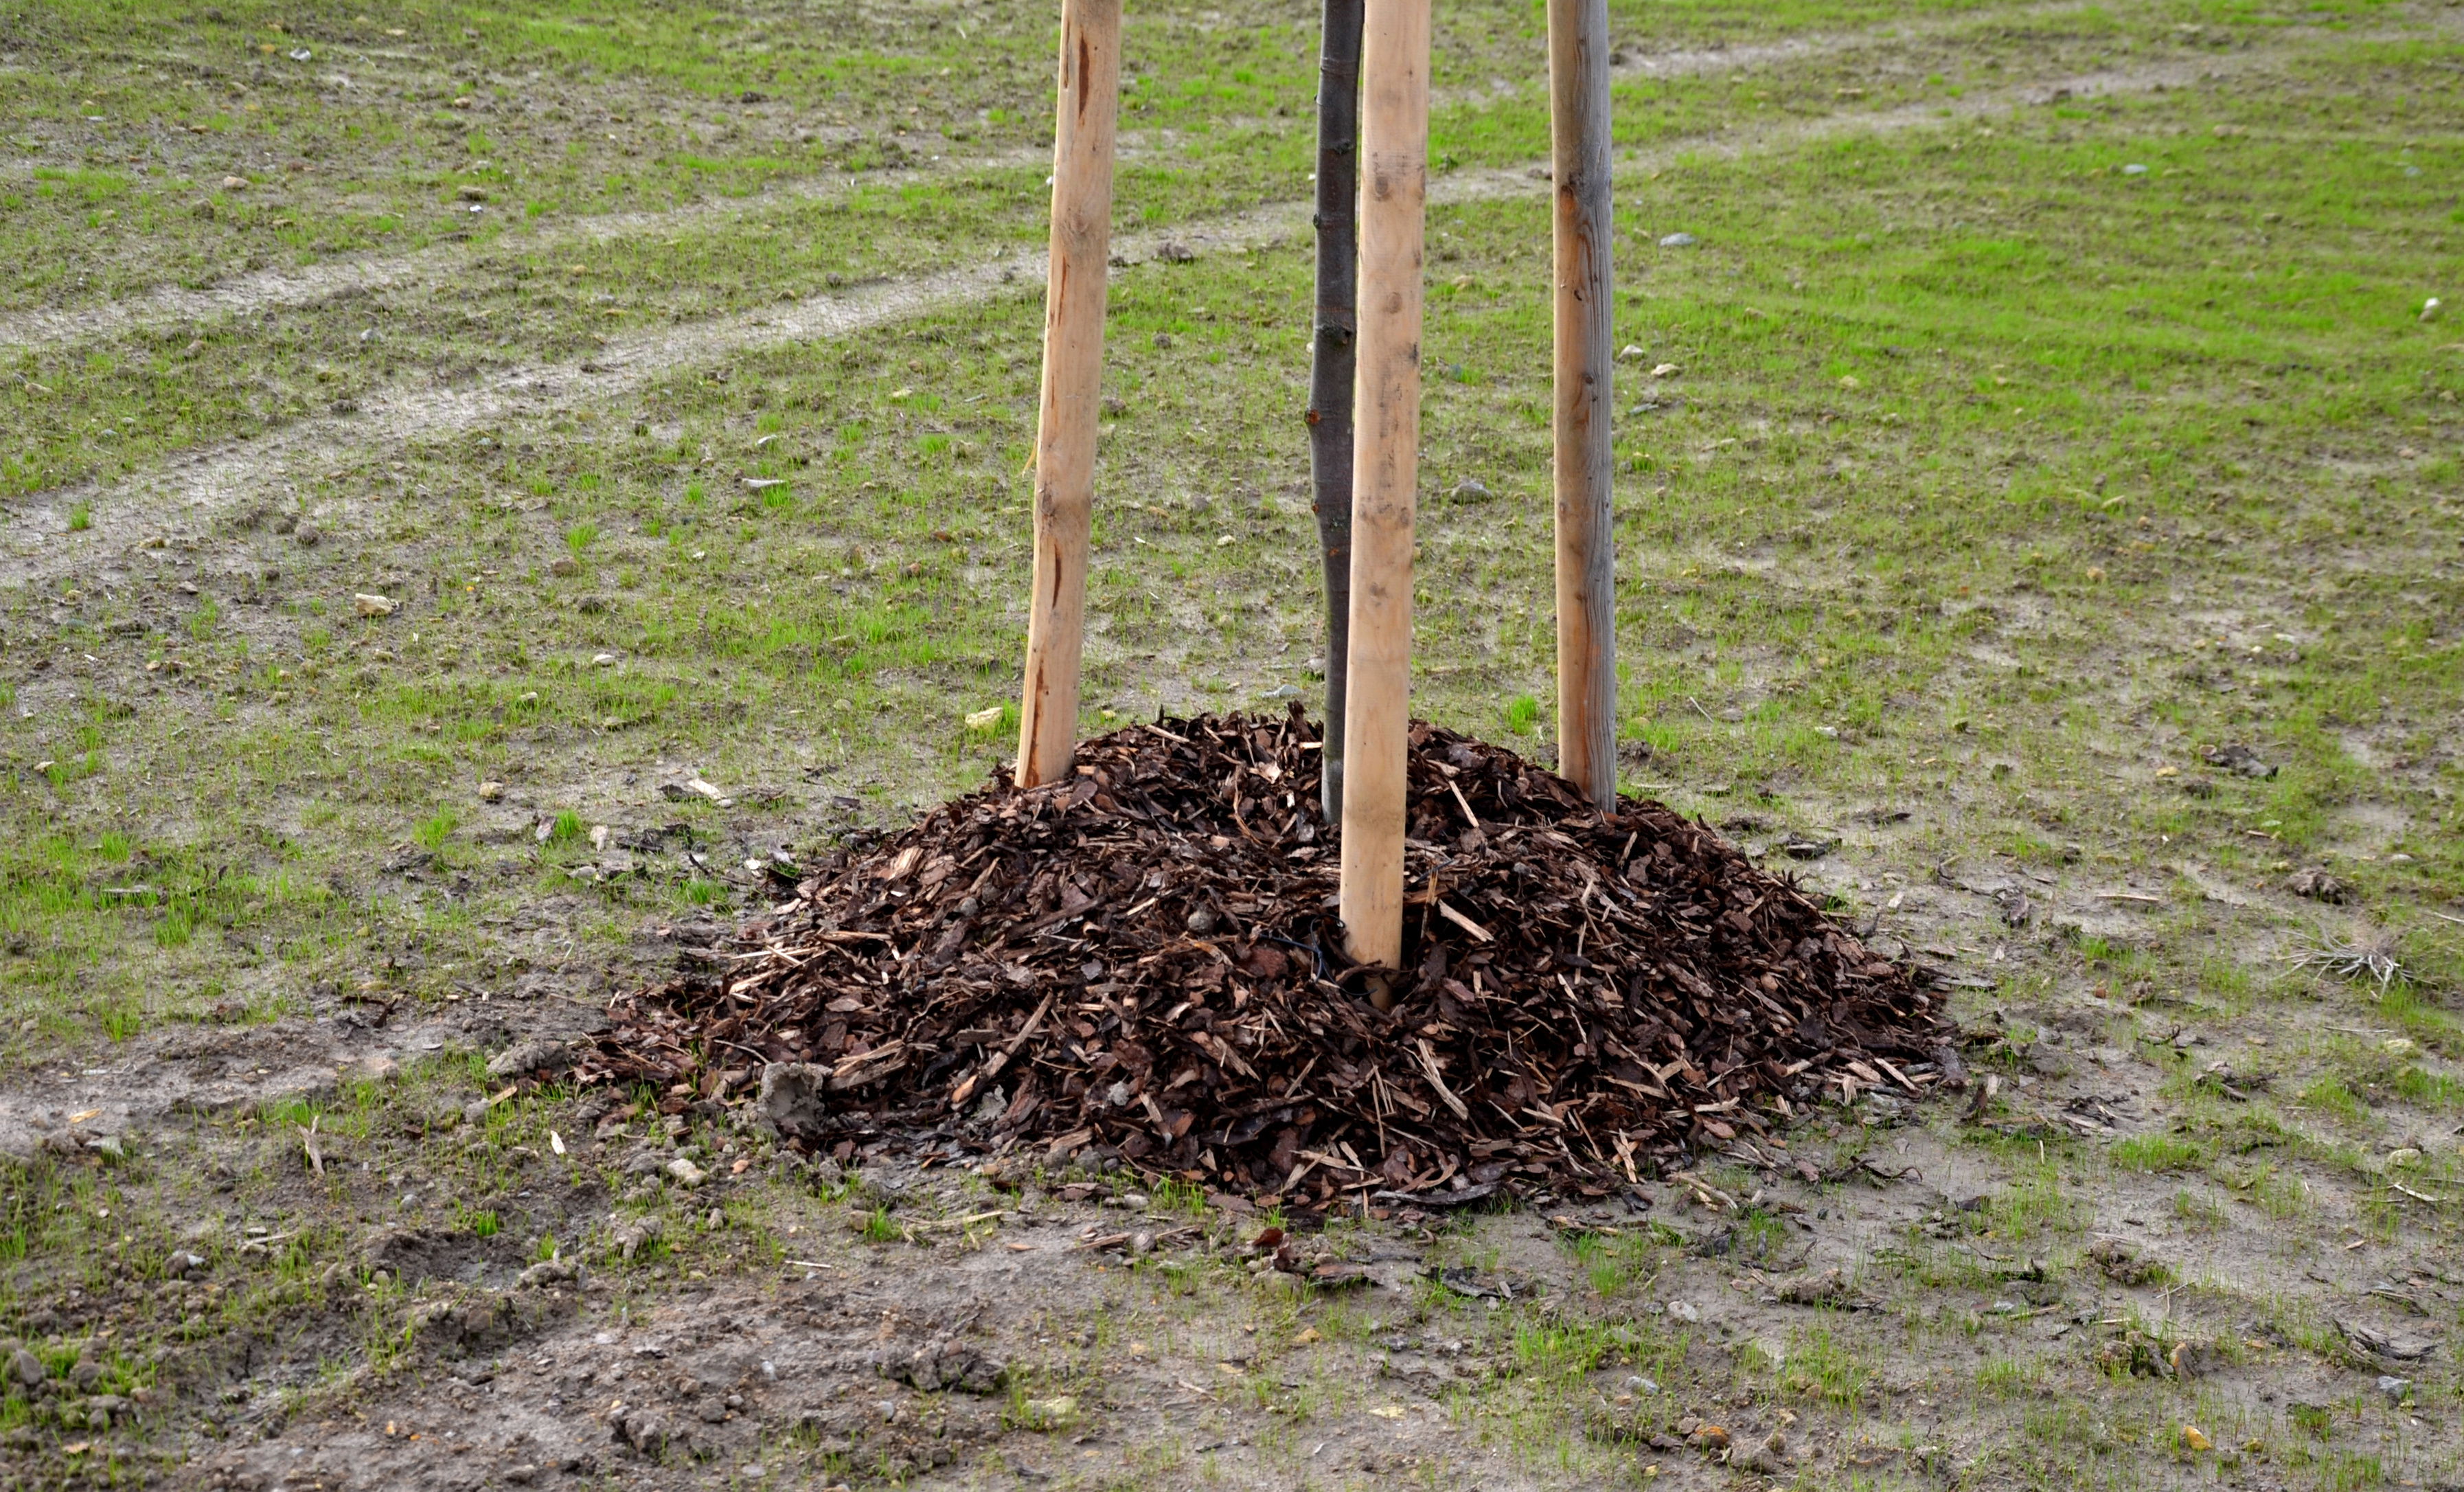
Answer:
[1308,0,1363,824]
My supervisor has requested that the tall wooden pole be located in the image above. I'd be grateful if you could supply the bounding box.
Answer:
[1337,0,1430,997]
[1015,0,1122,789]
[1549,0,1617,811]
[1307,0,1365,825]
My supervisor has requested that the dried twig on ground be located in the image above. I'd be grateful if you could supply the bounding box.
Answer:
[2284,927,2403,989]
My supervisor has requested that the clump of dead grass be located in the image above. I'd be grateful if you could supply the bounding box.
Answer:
[2282,926,2403,991]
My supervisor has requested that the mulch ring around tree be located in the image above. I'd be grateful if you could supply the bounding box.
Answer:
[576,708,1962,1219]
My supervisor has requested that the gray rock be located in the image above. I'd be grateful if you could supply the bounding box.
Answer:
[611,1407,680,1456]
[357,1223,470,1282]
[2378,1375,2414,1404]
[407,1291,520,1353]
[486,1038,567,1080]
[8,1348,43,1387]
[890,1334,1007,1394]
[516,1258,579,1290]
[756,1063,830,1143]
[1449,477,1492,503]
[1731,1429,1791,1473]
[2285,866,2351,903]
[2202,743,2275,778]
[609,1217,663,1261]
[1658,231,1698,247]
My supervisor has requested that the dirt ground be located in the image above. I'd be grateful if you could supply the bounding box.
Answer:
[2,0,2460,1489]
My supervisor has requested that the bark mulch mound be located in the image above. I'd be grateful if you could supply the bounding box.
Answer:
[578,708,1959,1216]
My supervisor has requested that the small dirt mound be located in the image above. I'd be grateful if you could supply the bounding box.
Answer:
[578,709,1954,1213]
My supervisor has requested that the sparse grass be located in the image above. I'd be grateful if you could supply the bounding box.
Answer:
[2300,1076,2371,1127]
[1779,1326,1872,1408]
[1978,1354,2041,1399]
[2172,1188,2231,1232]
[2215,1158,2315,1222]
[412,811,458,851]
[1987,1161,2090,1243]
[2111,1133,2209,1175]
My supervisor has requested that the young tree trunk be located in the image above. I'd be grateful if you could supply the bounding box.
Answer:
[1308,0,1364,824]
[1549,0,1618,811]
[1336,0,1430,1002]
[1014,0,1123,789]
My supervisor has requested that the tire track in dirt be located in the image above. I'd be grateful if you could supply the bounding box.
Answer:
[0,0,2105,359]
[0,147,1049,357]
[0,33,2384,589]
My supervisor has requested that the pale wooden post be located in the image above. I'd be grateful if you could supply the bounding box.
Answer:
[1336,0,1430,999]
[1015,0,1123,788]
[1550,0,1617,811]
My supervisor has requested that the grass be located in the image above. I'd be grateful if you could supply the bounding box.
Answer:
[1779,1326,1873,1408]
[2,0,2463,1486]
[2111,1133,2209,1174]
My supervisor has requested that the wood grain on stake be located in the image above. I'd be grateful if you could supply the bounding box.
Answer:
[1551,0,1618,811]
[1014,0,1123,788]
[1338,0,1432,995]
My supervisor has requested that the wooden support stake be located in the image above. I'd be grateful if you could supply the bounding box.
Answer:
[1307,0,1365,824]
[1014,0,1123,789]
[1549,0,1617,811]
[1336,0,1430,997]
